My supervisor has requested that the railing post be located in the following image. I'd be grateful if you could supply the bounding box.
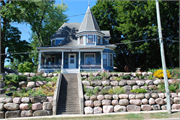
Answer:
[61,51,64,71]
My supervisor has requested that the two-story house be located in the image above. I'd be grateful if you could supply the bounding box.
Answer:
[37,5,116,73]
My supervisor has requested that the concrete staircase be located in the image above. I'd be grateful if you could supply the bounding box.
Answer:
[57,73,80,114]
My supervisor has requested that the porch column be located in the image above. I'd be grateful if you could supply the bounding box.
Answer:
[101,50,103,69]
[61,51,64,70]
[38,51,41,72]
[79,51,81,70]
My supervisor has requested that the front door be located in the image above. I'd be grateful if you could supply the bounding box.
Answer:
[68,53,76,68]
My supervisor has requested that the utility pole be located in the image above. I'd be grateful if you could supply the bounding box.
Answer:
[155,0,171,114]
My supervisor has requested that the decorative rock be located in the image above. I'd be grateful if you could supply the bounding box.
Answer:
[142,99,148,104]
[151,104,160,110]
[93,100,101,107]
[102,100,111,105]
[27,82,35,88]
[145,93,151,99]
[147,72,153,75]
[110,77,117,81]
[0,103,4,110]
[174,97,180,104]
[155,98,164,105]
[153,80,161,85]
[140,86,148,90]
[130,99,142,105]
[136,81,144,86]
[119,81,127,86]
[127,105,141,112]
[84,95,90,100]
[141,105,151,111]
[94,107,102,114]
[129,94,136,99]
[102,80,110,85]
[131,73,136,77]
[119,94,128,99]
[123,85,131,91]
[164,98,173,104]
[32,103,42,110]
[30,97,47,103]
[90,95,97,101]
[172,104,180,109]
[112,100,119,106]
[127,81,136,85]
[43,102,52,110]
[84,107,93,114]
[118,73,124,77]
[151,93,159,98]
[4,103,19,110]
[178,93,180,97]
[136,94,145,99]
[85,86,93,89]
[93,73,99,77]
[53,73,58,76]
[36,81,47,87]
[119,99,129,106]
[124,73,131,76]
[114,105,126,112]
[24,72,30,77]
[145,80,153,85]
[30,73,36,77]
[111,73,118,77]
[110,81,118,86]
[21,110,33,117]
[104,95,112,100]
[81,73,88,76]
[0,97,13,103]
[132,85,139,90]
[47,96,53,102]
[161,105,167,110]
[0,111,4,118]
[85,100,94,107]
[91,80,101,86]
[103,105,114,113]
[48,73,53,77]
[158,93,165,99]
[82,81,90,86]
[97,95,104,101]
[33,110,49,116]
[13,97,21,104]
[5,110,20,118]
[21,97,30,103]
[142,72,147,76]
[18,81,27,87]
[19,103,29,110]
[0,88,5,94]
[171,93,178,98]
[113,94,119,100]
[103,86,111,90]
[149,98,155,105]
[42,73,48,77]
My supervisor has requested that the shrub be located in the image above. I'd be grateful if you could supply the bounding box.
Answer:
[131,88,148,93]
[100,89,109,95]
[5,74,19,86]
[115,77,121,81]
[30,75,52,82]
[108,87,126,94]
[85,87,99,97]
[122,75,130,80]
[18,62,34,73]
[98,68,109,80]
[18,75,27,82]
[148,74,154,80]
[140,76,145,79]
[153,69,171,79]
[94,76,102,80]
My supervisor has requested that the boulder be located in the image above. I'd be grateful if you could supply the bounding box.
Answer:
[13,97,21,104]
[112,100,119,106]
[110,77,117,81]
[127,81,136,86]
[43,102,52,110]
[111,73,118,77]
[20,103,29,110]
[145,93,151,99]
[5,110,20,118]
[24,72,30,77]
[142,99,148,104]
[33,110,50,116]
[32,103,42,110]
[81,73,88,76]
[158,93,165,99]
[102,100,111,105]
[42,73,48,77]
[114,105,126,112]
[91,80,101,86]
[27,82,35,88]
[93,100,101,107]
[132,85,139,90]
[0,97,13,103]
[84,95,90,100]
[48,73,53,77]
[85,86,93,90]
[174,97,180,104]
[178,93,180,97]
[97,95,104,101]
[141,105,151,111]
[18,81,27,87]
[21,110,33,117]
[149,98,155,105]
[142,72,147,76]
[90,95,97,101]
[140,86,148,90]
[82,81,90,86]
[84,107,93,114]
[85,100,93,107]
[123,85,131,91]
[155,98,164,105]
[161,105,167,110]
[130,99,142,105]
[21,97,30,103]
[0,111,4,118]
[153,80,161,85]
[0,103,4,111]
[136,94,145,99]
[94,107,102,114]
[30,97,47,103]
[110,81,118,86]
[104,95,112,100]
[0,88,5,94]
[102,80,110,86]
[53,73,58,76]
[118,73,124,77]
[147,72,153,75]
[119,81,127,86]
[151,93,159,98]
[103,86,111,90]
[4,103,19,110]
[127,105,141,112]
[172,104,180,110]
[119,99,129,106]
[136,81,145,86]
[119,94,128,99]
[36,81,47,87]
[131,73,136,77]
[47,96,53,102]
[151,104,160,110]
[124,73,131,76]
[129,94,136,99]
[30,73,36,77]
[171,93,178,98]
[113,94,119,100]
[103,105,114,113]
[164,98,173,104]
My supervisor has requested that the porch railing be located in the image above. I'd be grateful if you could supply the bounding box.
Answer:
[41,63,61,69]
[80,64,101,69]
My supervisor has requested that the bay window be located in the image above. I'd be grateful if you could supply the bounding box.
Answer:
[97,36,101,44]
[87,35,93,43]
[80,36,83,44]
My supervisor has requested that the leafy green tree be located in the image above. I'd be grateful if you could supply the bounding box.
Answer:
[18,62,33,73]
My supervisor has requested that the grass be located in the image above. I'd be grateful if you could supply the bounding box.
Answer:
[12,112,180,120]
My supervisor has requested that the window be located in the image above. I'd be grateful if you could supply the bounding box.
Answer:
[80,36,83,44]
[87,35,93,43]
[52,40,55,45]
[85,53,95,64]
[51,56,55,64]
[97,36,101,44]
[70,55,75,63]
[109,53,113,66]
[103,53,107,66]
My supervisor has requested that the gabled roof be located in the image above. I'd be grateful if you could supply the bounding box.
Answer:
[77,5,103,35]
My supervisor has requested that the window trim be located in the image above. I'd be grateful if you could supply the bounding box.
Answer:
[103,53,108,66]
[80,36,83,44]
[84,53,96,65]
[109,53,113,66]
[87,35,94,43]
[97,36,101,44]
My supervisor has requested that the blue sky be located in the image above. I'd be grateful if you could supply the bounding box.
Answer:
[6,0,97,65]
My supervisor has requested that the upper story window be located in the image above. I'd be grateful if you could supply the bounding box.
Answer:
[97,36,101,44]
[51,38,64,45]
[87,35,93,43]
[80,36,83,44]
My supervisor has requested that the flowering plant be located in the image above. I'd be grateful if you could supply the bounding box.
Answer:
[98,68,109,80]
[153,69,171,79]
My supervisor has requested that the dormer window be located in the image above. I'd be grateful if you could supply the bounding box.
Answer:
[80,36,83,44]
[87,35,93,43]
[51,38,65,45]
[97,36,101,44]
